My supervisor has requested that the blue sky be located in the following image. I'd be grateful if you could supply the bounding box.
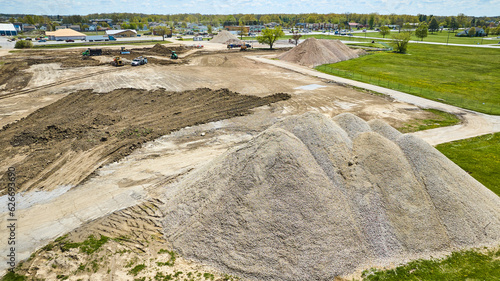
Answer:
[1,0,498,17]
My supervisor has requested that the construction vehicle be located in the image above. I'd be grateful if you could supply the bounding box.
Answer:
[170,51,178,59]
[111,57,124,67]
[82,48,102,56]
[131,56,148,66]
[240,44,248,51]
[120,47,130,54]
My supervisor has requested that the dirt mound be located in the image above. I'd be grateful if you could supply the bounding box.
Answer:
[161,112,500,280]
[210,30,240,44]
[279,38,363,67]
[0,88,290,194]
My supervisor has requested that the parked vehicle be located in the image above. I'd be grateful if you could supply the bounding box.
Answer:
[38,39,47,42]
[108,36,117,41]
[66,39,74,42]
[131,56,148,66]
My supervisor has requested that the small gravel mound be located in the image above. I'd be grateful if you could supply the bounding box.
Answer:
[278,38,363,67]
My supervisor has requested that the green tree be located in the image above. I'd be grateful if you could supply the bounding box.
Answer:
[156,26,169,41]
[391,31,411,53]
[290,27,302,46]
[239,23,247,40]
[468,27,476,37]
[428,17,439,33]
[207,25,212,34]
[379,26,391,38]
[450,17,459,32]
[415,22,428,41]
[256,26,284,49]
[15,40,33,49]
[485,27,490,36]
[368,13,376,29]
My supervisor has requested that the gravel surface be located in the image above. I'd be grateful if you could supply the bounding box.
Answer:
[161,112,500,280]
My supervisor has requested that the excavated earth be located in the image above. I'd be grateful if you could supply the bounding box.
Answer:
[160,112,500,281]
[0,88,289,194]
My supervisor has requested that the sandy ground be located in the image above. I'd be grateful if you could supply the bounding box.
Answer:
[0,45,496,277]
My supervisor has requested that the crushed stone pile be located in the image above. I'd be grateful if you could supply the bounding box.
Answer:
[161,112,500,280]
[279,37,364,67]
[210,30,241,44]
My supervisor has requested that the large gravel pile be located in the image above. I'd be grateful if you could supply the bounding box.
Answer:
[210,30,241,44]
[161,112,500,280]
[279,38,363,67]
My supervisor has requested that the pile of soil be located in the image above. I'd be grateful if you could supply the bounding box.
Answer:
[145,43,188,56]
[161,112,500,280]
[279,38,364,67]
[0,88,290,194]
[210,30,240,44]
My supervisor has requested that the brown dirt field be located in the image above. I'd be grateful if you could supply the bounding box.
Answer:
[0,87,289,194]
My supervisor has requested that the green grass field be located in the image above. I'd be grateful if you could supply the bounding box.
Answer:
[397,109,461,133]
[436,132,500,197]
[360,247,500,281]
[316,44,500,114]
[361,31,499,45]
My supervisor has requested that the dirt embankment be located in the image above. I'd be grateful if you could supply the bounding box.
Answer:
[0,88,290,194]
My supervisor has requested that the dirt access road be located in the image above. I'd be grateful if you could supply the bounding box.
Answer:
[0,46,470,275]
[248,55,500,145]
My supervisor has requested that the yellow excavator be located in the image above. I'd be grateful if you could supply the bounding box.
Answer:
[111,56,124,67]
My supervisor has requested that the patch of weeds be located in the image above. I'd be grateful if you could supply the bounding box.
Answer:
[398,109,460,133]
[156,250,176,266]
[173,271,183,277]
[223,274,240,281]
[51,263,57,268]
[361,247,500,280]
[77,263,86,271]
[56,275,69,280]
[128,264,146,276]
[154,272,172,281]
[203,273,214,280]
[1,272,27,281]
[42,243,54,251]
[134,278,146,281]
[91,260,99,272]
[112,235,130,243]
[59,235,109,254]
[125,257,138,268]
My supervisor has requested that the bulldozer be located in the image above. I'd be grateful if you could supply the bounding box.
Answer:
[120,47,130,54]
[111,56,124,67]
[170,51,178,60]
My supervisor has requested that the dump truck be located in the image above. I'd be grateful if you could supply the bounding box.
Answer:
[111,57,124,67]
[82,48,102,56]
[171,51,178,59]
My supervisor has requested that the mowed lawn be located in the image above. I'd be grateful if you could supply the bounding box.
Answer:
[362,31,499,45]
[436,133,500,197]
[317,44,500,114]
